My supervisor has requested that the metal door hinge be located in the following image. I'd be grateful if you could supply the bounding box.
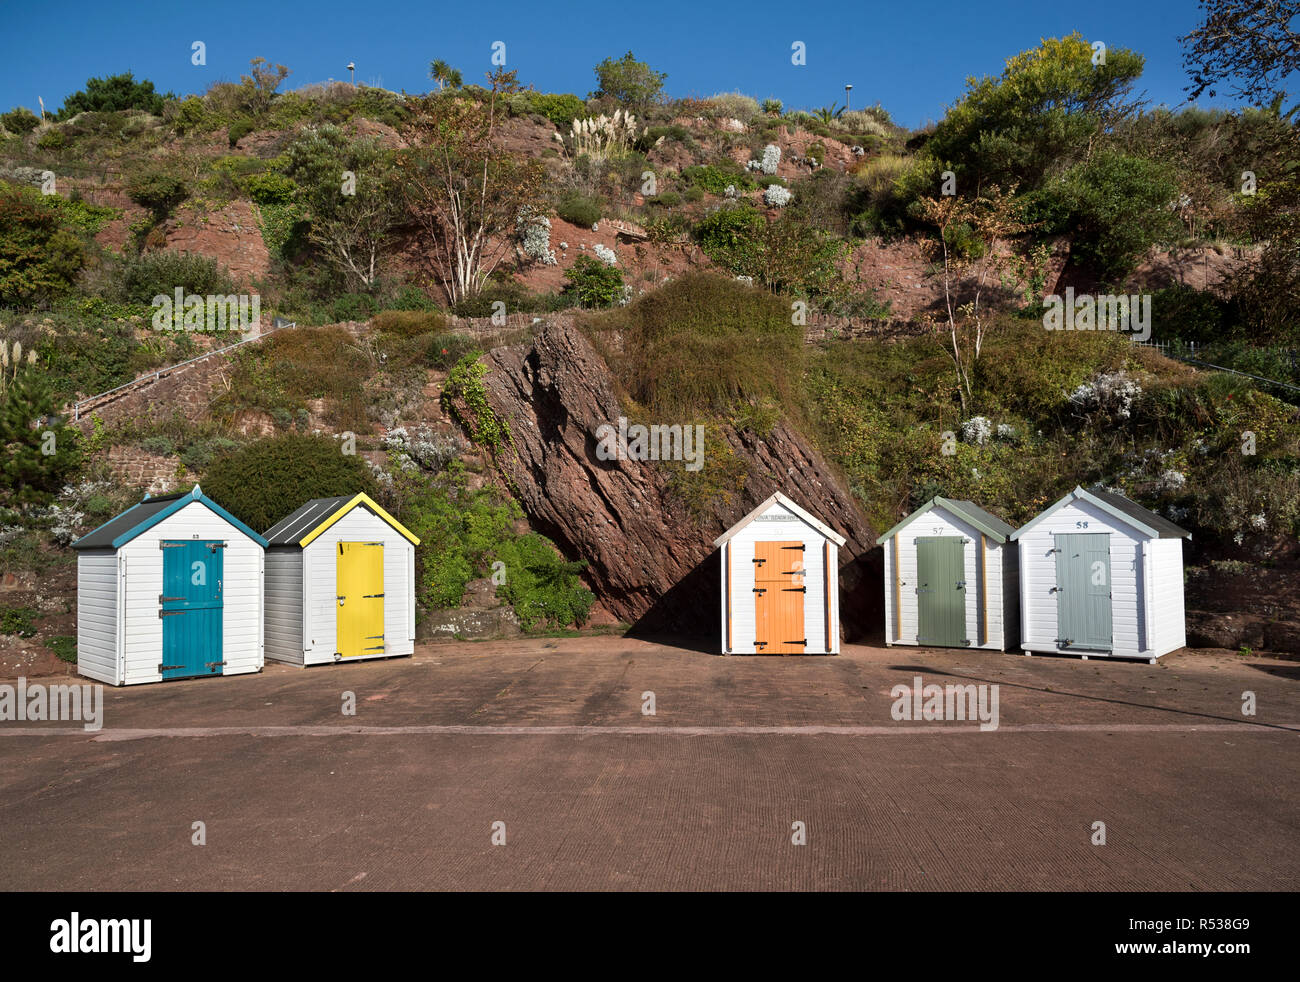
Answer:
[205,661,226,669]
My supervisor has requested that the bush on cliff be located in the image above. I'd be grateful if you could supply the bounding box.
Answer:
[200,432,378,533]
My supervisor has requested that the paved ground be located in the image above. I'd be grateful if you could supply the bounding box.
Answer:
[1,639,1297,891]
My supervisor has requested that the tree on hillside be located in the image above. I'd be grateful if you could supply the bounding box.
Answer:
[285,124,400,291]
[55,71,169,119]
[917,186,1037,415]
[399,69,544,305]
[429,59,463,91]
[920,34,1145,193]
[591,52,667,109]
[1051,149,1180,282]
[1180,0,1299,107]
[0,364,81,507]
[239,57,290,115]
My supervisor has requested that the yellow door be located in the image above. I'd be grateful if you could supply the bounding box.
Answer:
[336,541,385,657]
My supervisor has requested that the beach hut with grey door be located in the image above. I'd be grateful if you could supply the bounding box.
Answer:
[71,485,268,686]
[1010,486,1190,662]
[877,496,1019,650]
[715,491,845,655]
[261,492,420,666]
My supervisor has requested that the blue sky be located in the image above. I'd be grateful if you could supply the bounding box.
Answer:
[0,0,1254,128]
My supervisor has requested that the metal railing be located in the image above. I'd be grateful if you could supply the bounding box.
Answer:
[1132,337,1300,394]
[71,318,296,422]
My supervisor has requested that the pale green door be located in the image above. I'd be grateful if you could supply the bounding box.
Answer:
[916,537,967,646]
[1055,533,1112,651]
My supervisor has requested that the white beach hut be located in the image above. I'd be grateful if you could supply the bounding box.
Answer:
[261,492,420,666]
[877,496,1019,650]
[71,485,267,686]
[714,491,846,655]
[1010,486,1190,662]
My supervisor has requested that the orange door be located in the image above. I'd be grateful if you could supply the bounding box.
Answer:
[754,541,806,654]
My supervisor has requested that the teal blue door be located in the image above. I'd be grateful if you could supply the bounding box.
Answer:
[916,537,967,646]
[160,540,224,680]
[1054,533,1111,651]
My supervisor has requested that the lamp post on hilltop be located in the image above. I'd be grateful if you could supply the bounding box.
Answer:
[347,62,355,85]
[845,84,852,112]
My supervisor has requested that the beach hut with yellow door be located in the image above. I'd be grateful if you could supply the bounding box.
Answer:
[714,492,845,655]
[262,493,420,665]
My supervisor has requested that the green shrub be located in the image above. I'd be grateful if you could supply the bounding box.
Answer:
[512,91,587,127]
[493,532,594,630]
[0,606,38,638]
[1,107,40,133]
[228,118,256,147]
[57,71,167,119]
[647,190,682,207]
[388,284,441,311]
[120,250,236,305]
[45,635,76,663]
[373,309,446,337]
[563,254,624,308]
[762,99,783,115]
[140,435,175,456]
[126,171,188,214]
[0,186,84,307]
[36,128,66,151]
[682,163,755,195]
[693,202,765,257]
[555,192,602,227]
[331,292,377,321]
[1053,149,1179,282]
[395,468,591,628]
[200,432,379,533]
[244,171,297,205]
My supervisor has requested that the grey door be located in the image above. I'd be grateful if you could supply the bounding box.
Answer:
[916,537,966,646]
[1054,533,1112,651]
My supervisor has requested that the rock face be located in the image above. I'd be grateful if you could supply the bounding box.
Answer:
[474,318,884,640]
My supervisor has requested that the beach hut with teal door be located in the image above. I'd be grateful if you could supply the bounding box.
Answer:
[877,496,1019,650]
[1010,486,1190,662]
[71,485,268,686]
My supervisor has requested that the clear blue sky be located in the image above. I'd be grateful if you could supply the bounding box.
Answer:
[0,0,1252,128]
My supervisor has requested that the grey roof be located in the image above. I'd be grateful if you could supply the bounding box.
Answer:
[1087,488,1191,539]
[1010,486,1191,541]
[262,495,353,546]
[876,496,1016,544]
[71,491,190,550]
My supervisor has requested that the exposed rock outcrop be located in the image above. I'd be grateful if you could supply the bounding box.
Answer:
[470,318,884,640]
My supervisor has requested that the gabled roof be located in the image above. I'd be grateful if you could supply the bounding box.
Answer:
[263,492,420,548]
[713,491,846,549]
[876,496,1015,545]
[71,485,269,550]
[1009,486,1191,541]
